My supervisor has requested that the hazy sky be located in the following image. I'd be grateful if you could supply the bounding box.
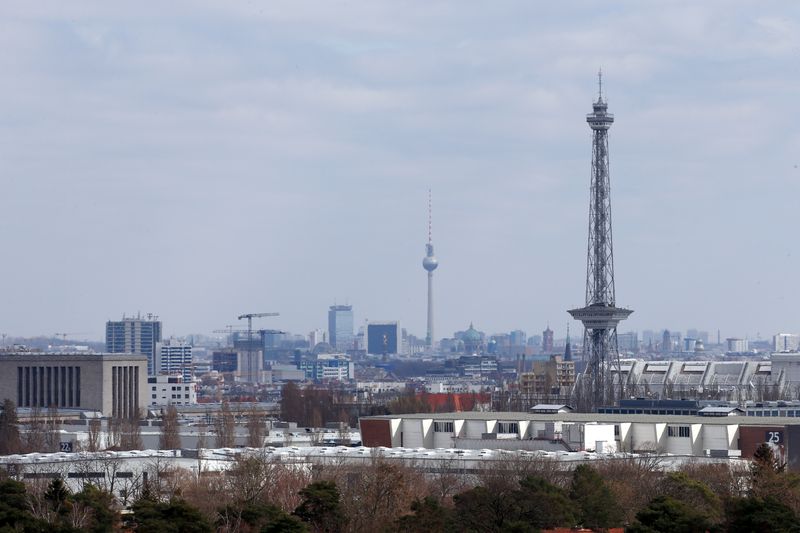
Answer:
[1,2,799,342]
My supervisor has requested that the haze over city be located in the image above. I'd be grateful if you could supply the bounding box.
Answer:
[1,1,798,340]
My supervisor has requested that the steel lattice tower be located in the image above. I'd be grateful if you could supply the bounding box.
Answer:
[568,72,633,410]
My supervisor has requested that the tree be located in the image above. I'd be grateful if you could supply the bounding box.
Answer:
[659,471,722,525]
[214,401,236,448]
[281,382,304,424]
[120,410,143,451]
[73,483,119,533]
[569,464,623,529]
[396,497,452,533]
[628,495,715,533]
[452,486,516,533]
[0,479,47,531]
[0,399,22,454]
[160,405,181,450]
[515,475,575,530]
[45,404,61,452]
[246,404,266,448]
[726,496,800,533]
[294,481,344,533]
[131,498,213,533]
[86,418,102,452]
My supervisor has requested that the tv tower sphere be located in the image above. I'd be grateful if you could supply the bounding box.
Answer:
[422,246,438,271]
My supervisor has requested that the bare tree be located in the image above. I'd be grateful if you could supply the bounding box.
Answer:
[196,417,208,450]
[86,419,101,452]
[159,405,181,450]
[245,404,266,448]
[24,405,46,453]
[45,405,61,452]
[214,400,236,448]
[120,410,143,451]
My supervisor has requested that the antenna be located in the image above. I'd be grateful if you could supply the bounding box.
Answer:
[428,188,432,244]
[597,68,603,101]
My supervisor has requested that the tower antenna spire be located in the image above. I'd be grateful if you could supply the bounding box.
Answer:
[597,68,603,101]
[428,188,432,244]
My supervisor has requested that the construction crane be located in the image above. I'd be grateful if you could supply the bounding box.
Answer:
[53,332,88,342]
[237,313,279,383]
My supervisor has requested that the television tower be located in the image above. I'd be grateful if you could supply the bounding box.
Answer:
[422,190,439,349]
[568,71,633,410]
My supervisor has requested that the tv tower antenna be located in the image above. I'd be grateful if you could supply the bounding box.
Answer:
[569,72,633,411]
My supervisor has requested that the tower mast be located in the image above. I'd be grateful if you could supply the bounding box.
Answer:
[422,190,439,349]
[568,71,633,411]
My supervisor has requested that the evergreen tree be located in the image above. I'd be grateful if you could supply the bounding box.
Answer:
[131,498,213,533]
[569,464,623,529]
[726,496,800,533]
[628,495,715,533]
[396,497,453,533]
[516,475,576,529]
[0,399,22,454]
[294,481,344,533]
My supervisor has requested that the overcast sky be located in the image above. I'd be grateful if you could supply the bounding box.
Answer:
[1,2,799,343]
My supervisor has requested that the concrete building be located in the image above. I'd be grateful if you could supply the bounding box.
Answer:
[542,326,554,354]
[211,350,237,373]
[146,375,197,407]
[106,314,162,375]
[360,410,800,466]
[519,355,575,402]
[774,333,800,353]
[328,305,354,352]
[154,338,192,381]
[0,353,147,418]
[298,353,354,382]
[726,338,749,353]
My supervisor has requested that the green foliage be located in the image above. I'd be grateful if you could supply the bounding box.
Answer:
[726,496,800,533]
[516,475,576,529]
[218,502,307,533]
[0,400,22,455]
[131,498,213,533]
[659,471,722,525]
[569,464,623,528]
[0,479,44,531]
[396,497,453,533]
[73,483,119,533]
[628,495,716,533]
[294,480,344,533]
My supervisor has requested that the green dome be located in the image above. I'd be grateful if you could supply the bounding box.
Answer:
[463,323,481,342]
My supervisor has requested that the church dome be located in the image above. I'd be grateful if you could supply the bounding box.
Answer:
[462,323,481,342]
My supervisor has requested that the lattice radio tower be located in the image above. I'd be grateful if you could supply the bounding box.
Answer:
[569,71,633,410]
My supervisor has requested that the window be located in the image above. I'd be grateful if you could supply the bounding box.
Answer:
[151,394,156,399]
[497,422,519,434]
[434,421,454,433]
[184,394,189,399]
[614,425,620,437]
[185,386,190,391]
[152,386,157,391]
[667,426,690,438]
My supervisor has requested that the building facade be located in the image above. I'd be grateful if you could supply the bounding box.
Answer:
[106,315,162,375]
[0,353,148,418]
[154,339,192,381]
[366,321,400,356]
[328,305,354,352]
[146,375,197,407]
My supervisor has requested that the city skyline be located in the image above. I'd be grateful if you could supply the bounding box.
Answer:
[1,3,799,339]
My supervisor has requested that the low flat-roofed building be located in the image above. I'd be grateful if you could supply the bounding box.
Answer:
[0,352,147,418]
[360,410,800,470]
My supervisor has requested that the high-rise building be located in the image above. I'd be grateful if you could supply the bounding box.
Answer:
[366,321,400,356]
[662,330,672,352]
[154,338,192,381]
[309,329,326,348]
[568,72,633,409]
[510,330,527,347]
[328,305,354,352]
[422,191,439,349]
[542,326,554,354]
[106,314,163,375]
[774,333,800,352]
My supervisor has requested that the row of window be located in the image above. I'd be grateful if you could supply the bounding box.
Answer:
[151,394,190,399]
[667,425,691,438]
[432,421,520,434]
[150,386,191,392]
[747,410,799,417]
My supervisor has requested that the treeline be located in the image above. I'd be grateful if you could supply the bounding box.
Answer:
[2,443,800,531]
[279,382,353,428]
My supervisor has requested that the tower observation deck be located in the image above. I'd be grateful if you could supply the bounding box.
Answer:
[568,72,633,411]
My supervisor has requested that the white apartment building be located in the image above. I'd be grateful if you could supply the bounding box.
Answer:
[146,375,197,407]
[154,339,192,380]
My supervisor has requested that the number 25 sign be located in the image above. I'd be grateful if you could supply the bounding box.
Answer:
[766,431,783,444]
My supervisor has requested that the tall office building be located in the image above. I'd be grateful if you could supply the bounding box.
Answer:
[154,338,192,381]
[106,314,162,375]
[367,321,401,356]
[328,305,354,352]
